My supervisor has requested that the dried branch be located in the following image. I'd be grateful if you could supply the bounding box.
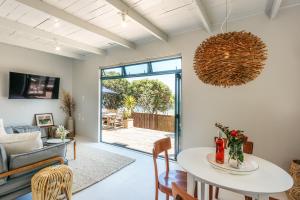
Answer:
[60,90,75,117]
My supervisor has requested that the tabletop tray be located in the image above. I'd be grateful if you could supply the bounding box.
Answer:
[207,153,259,175]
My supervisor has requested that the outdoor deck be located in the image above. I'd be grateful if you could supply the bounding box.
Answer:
[102,127,175,157]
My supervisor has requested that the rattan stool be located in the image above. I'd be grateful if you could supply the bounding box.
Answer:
[287,160,300,200]
[31,165,73,200]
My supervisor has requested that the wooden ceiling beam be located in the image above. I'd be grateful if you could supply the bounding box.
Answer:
[0,35,83,59]
[16,0,135,49]
[0,17,105,55]
[194,0,212,33]
[105,0,168,41]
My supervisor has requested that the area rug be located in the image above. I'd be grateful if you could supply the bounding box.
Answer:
[66,143,135,193]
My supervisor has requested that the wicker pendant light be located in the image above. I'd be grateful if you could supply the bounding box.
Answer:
[193,1,267,87]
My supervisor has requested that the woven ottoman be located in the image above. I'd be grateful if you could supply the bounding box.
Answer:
[287,160,300,200]
[31,165,73,200]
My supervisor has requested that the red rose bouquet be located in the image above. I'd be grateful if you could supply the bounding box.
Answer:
[215,123,247,168]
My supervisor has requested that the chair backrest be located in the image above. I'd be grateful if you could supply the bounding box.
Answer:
[107,109,117,113]
[243,141,253,154]
[116,112,123,119]
[152,137,171,188]
[172,183,198,200]
[214,137,254,154]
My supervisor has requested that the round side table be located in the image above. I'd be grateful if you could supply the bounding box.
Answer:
[46,138,76,160]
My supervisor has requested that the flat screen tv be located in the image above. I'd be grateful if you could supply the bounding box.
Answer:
[9,72,60,99]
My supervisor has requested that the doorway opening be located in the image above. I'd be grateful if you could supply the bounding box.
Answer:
[100,57,182,159]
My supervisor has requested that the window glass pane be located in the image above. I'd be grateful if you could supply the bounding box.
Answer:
[125,64,148,75]
[102,67,122,77]
[151,58,181,72]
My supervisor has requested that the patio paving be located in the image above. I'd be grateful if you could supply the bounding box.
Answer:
[102,127,175,158]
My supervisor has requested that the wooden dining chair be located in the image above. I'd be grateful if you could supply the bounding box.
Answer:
[209,137,254,200]
[153,137,189,200]
[113,112,123,128]
[172,183,198,200]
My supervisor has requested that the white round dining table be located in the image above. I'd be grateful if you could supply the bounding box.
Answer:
[177,147,293,200]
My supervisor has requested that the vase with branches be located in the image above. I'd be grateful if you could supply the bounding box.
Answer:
[215,123,247,168]
[60,90,75,136]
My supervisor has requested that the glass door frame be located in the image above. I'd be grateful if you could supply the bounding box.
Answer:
[99,57,182,159]
[174,73,182,158]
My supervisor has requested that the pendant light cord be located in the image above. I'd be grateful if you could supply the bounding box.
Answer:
[226,0,228,32]
[221,0,232,33]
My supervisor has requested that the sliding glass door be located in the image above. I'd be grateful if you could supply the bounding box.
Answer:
[99,57,182,158]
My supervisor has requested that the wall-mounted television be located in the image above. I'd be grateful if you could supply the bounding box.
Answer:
[9,72,60,99]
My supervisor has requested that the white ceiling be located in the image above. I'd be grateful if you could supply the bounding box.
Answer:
[0,0,299,59]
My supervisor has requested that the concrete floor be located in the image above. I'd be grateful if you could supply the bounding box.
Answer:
[18,137,287,200]
[102,127,175,158]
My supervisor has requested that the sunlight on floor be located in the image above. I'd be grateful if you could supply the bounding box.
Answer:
[102,127,175,158]
[17,137,288,200]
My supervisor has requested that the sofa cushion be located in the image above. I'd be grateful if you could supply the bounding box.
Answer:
[4,127,13,134]
[0,132,43,155]
[0,145,8,186]
[0,185,31,200]
[13,125,38,133]
[9,143,66,178]
[13,125,47,138]
[0,171,33,197]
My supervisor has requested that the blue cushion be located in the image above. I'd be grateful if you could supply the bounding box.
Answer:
[0,172,33,197]
[12,126,41,134]
[11,125,47,138]
[4,127,13,134]
[0,186,31,200]
[9,143,66,178]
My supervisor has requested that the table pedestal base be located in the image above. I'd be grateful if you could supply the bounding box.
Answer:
[187,173,270,200]
[256,194,270,200]
[187,174,206,200]
[187,173,196,195]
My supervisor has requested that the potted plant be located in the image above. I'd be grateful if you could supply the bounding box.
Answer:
[56,125,69,142]
[60,90,75,136]
[123,96,136,128]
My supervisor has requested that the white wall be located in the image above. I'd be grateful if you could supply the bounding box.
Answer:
[73,6,300,169]
[0,43,74,126]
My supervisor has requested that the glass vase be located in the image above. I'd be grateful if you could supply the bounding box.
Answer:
[60,134,65,142]
[228,144,243,169]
